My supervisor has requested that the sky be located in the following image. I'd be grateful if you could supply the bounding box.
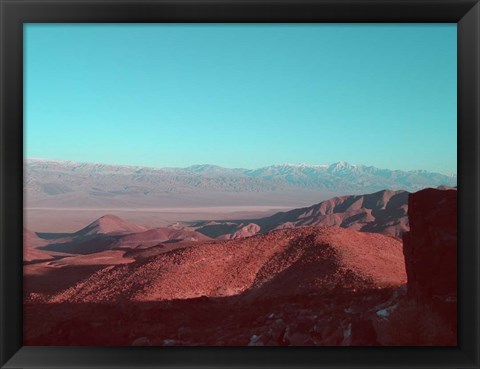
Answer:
[24,24,457,174]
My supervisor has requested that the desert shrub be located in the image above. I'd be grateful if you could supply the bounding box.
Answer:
[382,299,456,346]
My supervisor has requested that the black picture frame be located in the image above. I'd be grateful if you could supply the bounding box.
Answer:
[1,0,479,368]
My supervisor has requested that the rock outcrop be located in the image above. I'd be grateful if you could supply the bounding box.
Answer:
[402,188,457,328]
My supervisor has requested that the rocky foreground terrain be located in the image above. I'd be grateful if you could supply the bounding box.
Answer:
[23,188,457,346]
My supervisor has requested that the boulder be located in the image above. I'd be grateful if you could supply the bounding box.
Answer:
[131,336,151,346]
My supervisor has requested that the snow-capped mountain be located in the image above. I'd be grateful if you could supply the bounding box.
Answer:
[24,158,457,209]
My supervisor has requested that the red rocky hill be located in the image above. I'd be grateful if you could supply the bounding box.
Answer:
[194,189,410,239]
[48,226,406,304]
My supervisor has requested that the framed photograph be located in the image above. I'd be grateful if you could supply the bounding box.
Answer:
[1,0,479,368]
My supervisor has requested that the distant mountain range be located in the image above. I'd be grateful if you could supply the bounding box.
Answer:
[25,158,457,209]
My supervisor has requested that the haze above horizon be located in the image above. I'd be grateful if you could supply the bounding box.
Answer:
[25,24,457,175]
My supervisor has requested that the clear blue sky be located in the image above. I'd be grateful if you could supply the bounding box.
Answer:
[24,24,457,174]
